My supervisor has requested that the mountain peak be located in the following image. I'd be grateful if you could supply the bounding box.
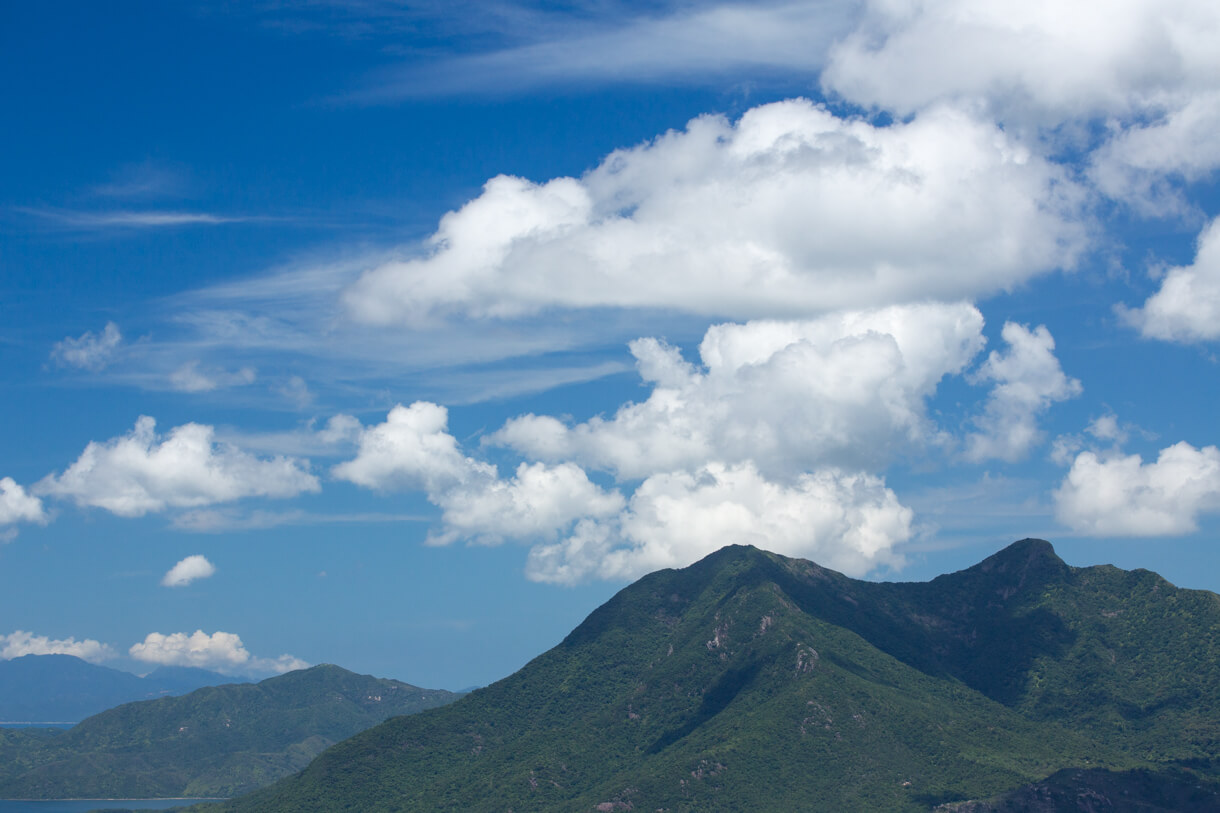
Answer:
[970,538,1067,578]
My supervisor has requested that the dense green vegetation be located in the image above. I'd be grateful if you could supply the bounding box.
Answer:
[190,539,1220,812]
[0,664,457,798]
[940,767,1220,811]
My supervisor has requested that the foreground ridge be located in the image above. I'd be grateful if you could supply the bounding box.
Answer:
[191,540,1220,811]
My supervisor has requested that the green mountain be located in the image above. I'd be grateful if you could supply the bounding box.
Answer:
[199,540,1220,812]
[0,664,458,799]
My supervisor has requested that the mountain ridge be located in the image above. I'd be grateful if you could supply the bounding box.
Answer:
[197,538,1220,812]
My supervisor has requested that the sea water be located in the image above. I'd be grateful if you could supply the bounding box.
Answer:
[0,801,222,812]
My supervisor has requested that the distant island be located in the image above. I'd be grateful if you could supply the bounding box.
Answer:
[0,655,240,724]
[0,664,458,799]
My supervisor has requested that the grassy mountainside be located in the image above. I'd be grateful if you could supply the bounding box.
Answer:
[0,664,458,798]
[200,539,1220,812]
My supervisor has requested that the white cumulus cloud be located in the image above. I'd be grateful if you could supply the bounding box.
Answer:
[37,416,320,517]
[333,403,624,546]
[822,0,1220,212]
[491,303,986,479]
[526,462,913,585]
[823,0,1220,123]
[1089,92,1220,215]
[1054,441,1220,536]
[342,100,1086,324]
[129,630,307,675]
[1123,216,1220,342]
[964,323,1082,462]
[0,477,46,530]
[1,630,115,663]
[332,402,481,493]
[161,554,217,587]
[51,322,122,370]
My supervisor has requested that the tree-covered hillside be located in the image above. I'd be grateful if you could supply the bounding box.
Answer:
[199,540,1220,812]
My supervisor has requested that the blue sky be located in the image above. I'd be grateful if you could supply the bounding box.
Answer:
[2,0,1220,691]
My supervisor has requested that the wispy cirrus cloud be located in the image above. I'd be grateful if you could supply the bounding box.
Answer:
[170,507,429,533]
[19,207,253,230]
[350,1,855,101]
[89,160,192,200]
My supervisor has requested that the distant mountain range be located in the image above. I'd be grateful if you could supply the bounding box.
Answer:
[194,540,1220,812]
[0,663,459,799]
[0,654,237,723]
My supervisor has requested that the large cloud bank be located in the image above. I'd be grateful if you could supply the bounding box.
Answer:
[343,101,1086,324]
[491,303,987,477]
[335,402,915,583]
[330,305,1081,582]
[31,0,1220,583]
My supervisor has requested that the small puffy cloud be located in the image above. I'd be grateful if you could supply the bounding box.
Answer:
[315,414,362,445]
[37,416,320,517]
[332,402,483,492]
[491,303,986,479]
[1055,441,1220,536]
[129,630,307,676]
[161,554,216,587]
[1051,413,1132,466]
[1,630,115,663]
[333,403,624,545]
[1123,216,1220,342]
[1,477,46,530]
[343,100,1085,324]
[964,323,1082,462]
[526,462,913,585]
[278,375,313,407]
[1086,413,1129,444]
[169,361,257,393]
[51,322,122,370]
